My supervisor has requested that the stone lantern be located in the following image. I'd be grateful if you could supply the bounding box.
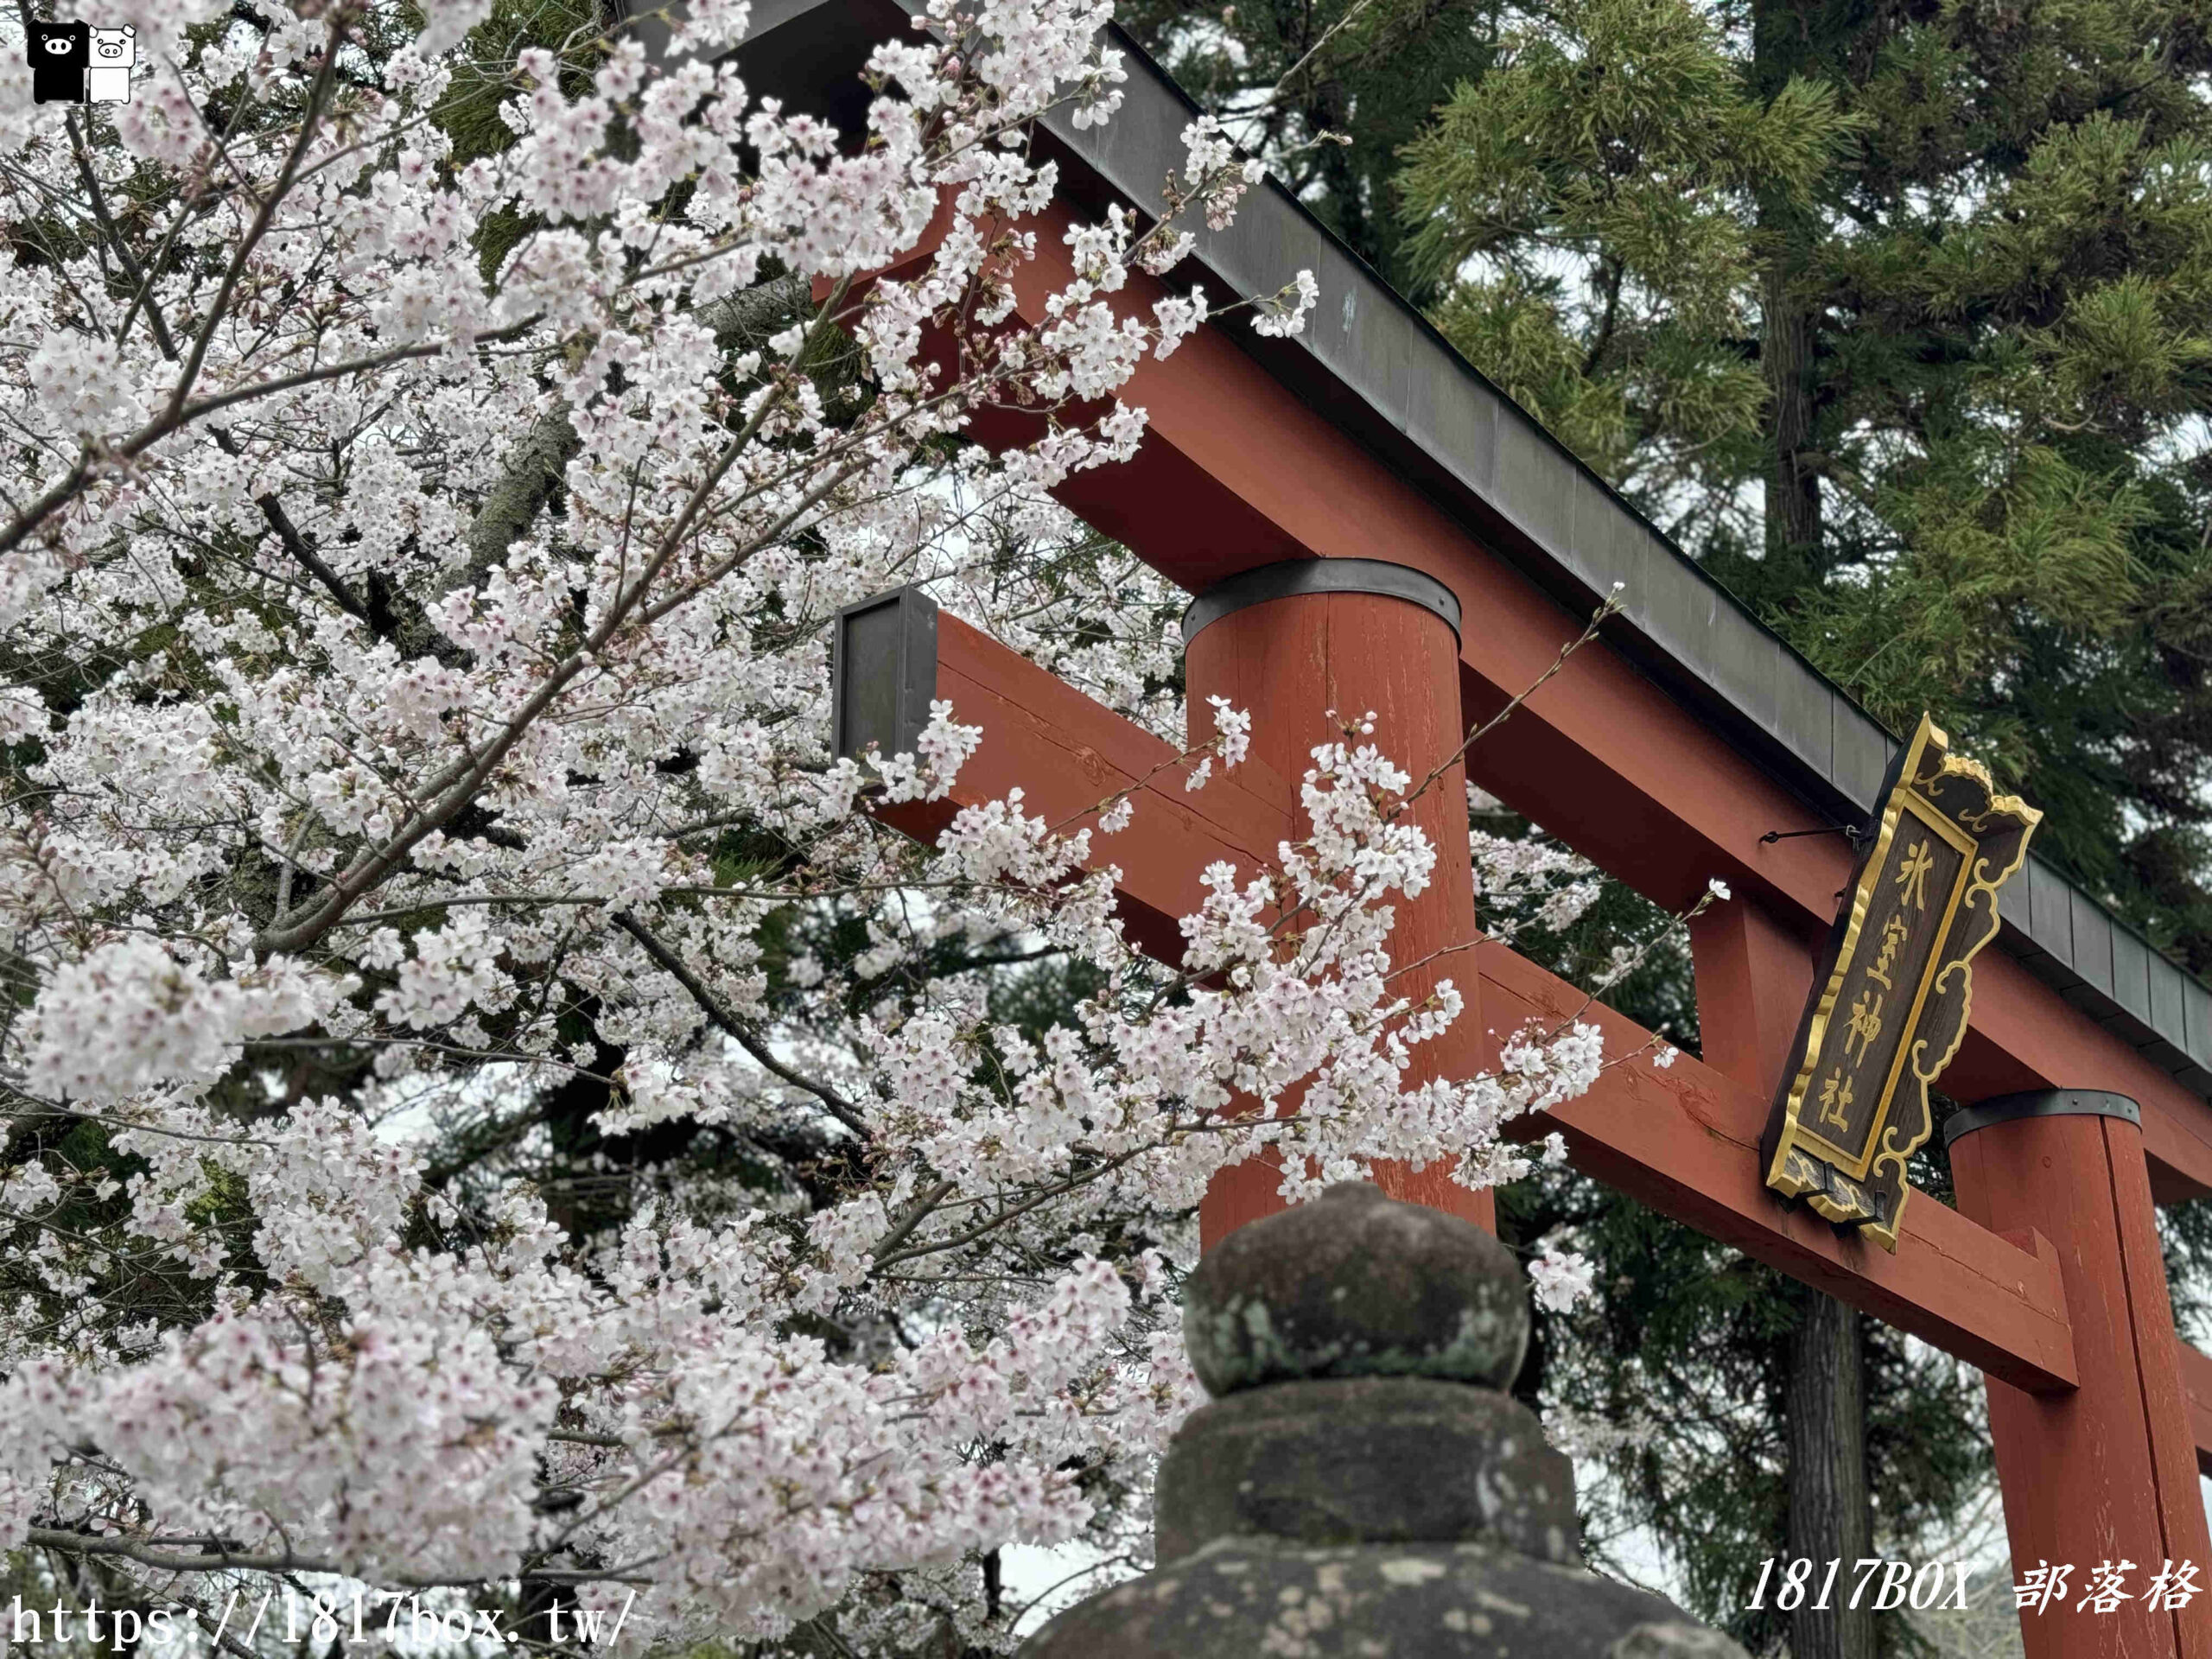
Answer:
[1020,1182,1749,1656]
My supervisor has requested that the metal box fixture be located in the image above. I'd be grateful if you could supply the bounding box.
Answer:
[830,586,938,766]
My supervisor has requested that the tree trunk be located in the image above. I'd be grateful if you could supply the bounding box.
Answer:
[1784,1289,1875,1659]
[1760,246,1822,572]
[1748,0,1834,588]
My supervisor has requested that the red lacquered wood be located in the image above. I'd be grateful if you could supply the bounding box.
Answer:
[1950,1113,2212,1657]
[947,193,2212,1204]
[877,610,2076,1390]
[871,613,1294,967]
[1690,896,1821,1103]
[1181,585,1494,1246]
[852,188,2212,1200]
[840,170,2212,1555]
[1479,940,2076,1394]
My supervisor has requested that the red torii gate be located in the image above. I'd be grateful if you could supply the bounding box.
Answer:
[684,1,2212,1650]
[842,588,2202,1656]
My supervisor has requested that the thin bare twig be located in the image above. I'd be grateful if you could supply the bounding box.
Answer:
[611,910,869,1137]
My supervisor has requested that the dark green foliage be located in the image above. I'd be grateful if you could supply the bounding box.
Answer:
[414,0,611,168]
[410,0,620,281]
[1395,0,1859,491]
[1391,0,2212,976]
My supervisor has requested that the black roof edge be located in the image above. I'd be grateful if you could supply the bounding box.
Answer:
[694,0,2212,1096]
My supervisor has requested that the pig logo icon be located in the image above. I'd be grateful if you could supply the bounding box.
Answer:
[22,19,133,105]
[86,24,134,104]
[28,20,87,104]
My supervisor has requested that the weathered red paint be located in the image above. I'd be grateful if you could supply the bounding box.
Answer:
[921,193,2212,1205]
[1481,939,2075,1393]
[848,174,2212,1625]
[2177,1340,2212,1479]
[874,613,2078,1393]
[874,612,1293,969]
[1950,1111,2212,1657]
[1690,896,1821,1104]
[1182,585,1495,1245]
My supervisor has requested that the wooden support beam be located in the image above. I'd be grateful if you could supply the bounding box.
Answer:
[955,195,2212,1206]
[1478,942,2073,1394]
[1950,1104,2212,1658]
[868,609,2077,1393]
[1688,899,1820,1105]
[869,610,1293,967]
[1179,560,1494,1242]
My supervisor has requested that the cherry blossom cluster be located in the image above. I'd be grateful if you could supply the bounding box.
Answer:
[0,0,1630,1647]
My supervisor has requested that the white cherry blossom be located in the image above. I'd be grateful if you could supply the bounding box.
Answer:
[0,0,1641,1647]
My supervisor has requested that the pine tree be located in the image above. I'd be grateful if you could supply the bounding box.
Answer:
[1395,0,1859,506]
[1395,0,2212,975]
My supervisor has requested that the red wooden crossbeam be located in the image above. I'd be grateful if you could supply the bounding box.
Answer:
[864,613,1293,968]
[827,118,2210,1654]
[941,197,2212,1208]
[868,613,2083,1396]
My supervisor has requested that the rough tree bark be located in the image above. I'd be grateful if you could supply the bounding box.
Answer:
[1759,245,1822,575]
[452,274,829,588]
[1749,0,1871,1638]
[1749,0,1838,589]
[1784,1289,1876,1659]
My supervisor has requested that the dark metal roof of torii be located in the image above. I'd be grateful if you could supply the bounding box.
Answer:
[636,0,2212,1105]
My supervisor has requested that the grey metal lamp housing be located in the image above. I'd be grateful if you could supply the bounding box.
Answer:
[830,586,938,767]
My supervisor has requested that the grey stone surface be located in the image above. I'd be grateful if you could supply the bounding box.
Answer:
[1182,1182,1529,1395]
[1611,1625,1761,1658]
[1022,1185,1745,1657]
[1155,1378,1578,1564]
[1021,1537,1746,1658]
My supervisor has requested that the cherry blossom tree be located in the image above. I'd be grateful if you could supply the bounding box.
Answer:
[0,0,1682,1648]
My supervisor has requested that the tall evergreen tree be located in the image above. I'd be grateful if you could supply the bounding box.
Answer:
[1395,16,2212,1635]
[1394,4,2212,1653]
[1395,0,2212,975]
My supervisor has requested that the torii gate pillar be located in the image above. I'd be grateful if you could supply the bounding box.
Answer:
[1180,560,1496,1248]
[1946,1092,2212,1656]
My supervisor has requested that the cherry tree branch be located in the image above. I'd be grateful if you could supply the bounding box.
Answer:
[611,909,869,1138]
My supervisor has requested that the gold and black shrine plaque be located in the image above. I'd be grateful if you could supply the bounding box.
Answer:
[1761,715,2041,1250]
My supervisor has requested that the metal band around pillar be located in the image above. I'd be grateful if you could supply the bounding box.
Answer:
[1941,1089,2142,1150]
[1179,558,1462,646]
